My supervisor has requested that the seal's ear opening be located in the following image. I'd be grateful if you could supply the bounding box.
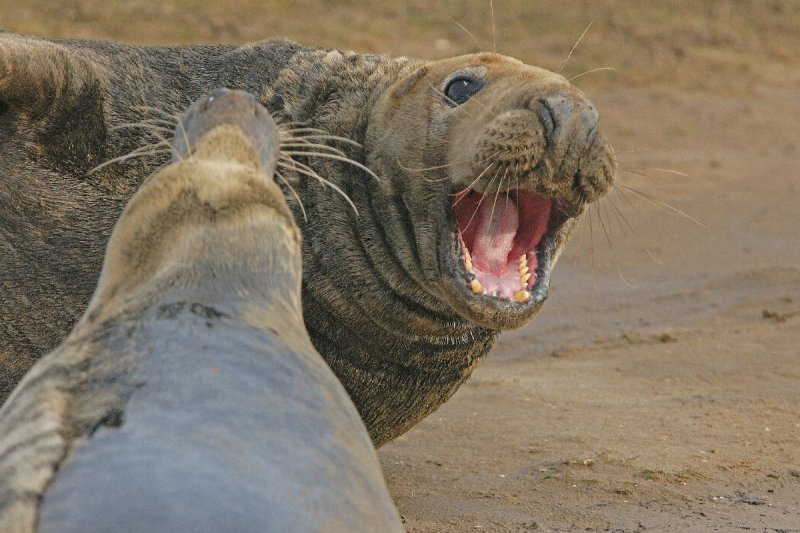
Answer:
[390,66,429,100]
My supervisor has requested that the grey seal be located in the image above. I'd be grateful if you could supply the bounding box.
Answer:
[0,88,402,532]
[0,33,615,444]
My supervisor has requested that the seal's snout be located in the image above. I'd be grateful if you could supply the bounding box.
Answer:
[535,92,599,147]
[529,91,613,203]
[172,88,279,174]
[463,87,613,206]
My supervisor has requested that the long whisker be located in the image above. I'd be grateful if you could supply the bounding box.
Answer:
[277,121,313,128]
[568,67,615,82]
[283,133,362,148]
[281,127,332,136]
[282,150,380,182]
[109,121,175,134]
[277,157,359,216]
[461,166,500,234]
[166,115,191,162]
[558,21,593,74]
[489,0,497,52]
[505,167,513,224]
[605,193,663,265]
[280,142,348,158]
[604,195,634,239]
[488,167,508,231]
[616,180,707,228]
[572,212,585,267]
[420,175,454,183]
[452,19,483,51]
[400,148,503,174]
[588,206,598,290]
[429,84,487,114]
[275,170,307,223]
[595,202,613,252]
[131,105,181,122]
[103,139,172,159]
[611,181,638,212]
[399,159,459,173]
[598,200,639,288]
[87,145,172,175]
[624,166,690,177]
[151,126,184,161]
[136,116,179,127]
[452,161,496,205]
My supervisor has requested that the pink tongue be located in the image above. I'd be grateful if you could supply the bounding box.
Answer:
[472,196,518,273]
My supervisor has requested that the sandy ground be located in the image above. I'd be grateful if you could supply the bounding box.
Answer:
[2,1,799,531]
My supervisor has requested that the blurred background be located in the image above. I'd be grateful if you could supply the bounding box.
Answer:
[2,0,798,90]
[2,2,798,530]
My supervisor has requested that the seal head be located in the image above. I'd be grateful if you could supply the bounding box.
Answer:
[366,53,615,330]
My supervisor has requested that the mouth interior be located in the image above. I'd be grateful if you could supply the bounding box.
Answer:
[454,189,552,302]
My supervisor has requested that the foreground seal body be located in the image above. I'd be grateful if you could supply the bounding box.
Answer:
[0,33,616,445]
[0,89,402,532]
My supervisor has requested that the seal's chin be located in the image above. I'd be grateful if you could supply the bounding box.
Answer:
[444,187,576,326]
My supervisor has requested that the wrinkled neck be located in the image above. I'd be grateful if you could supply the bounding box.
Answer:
[85,213,303,334]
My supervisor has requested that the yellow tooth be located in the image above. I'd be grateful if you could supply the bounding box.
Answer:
[518,253,529,278]
[513,290,530,303]
[464,248,474,274]
[470,279,483,294]
[519,253,531,285]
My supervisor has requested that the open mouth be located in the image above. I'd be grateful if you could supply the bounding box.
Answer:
[453,188,564,304]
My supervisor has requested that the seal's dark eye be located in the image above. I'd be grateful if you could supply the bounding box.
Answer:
[444,77,482,106]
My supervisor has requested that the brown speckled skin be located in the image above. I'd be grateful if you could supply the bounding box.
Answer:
[0,33,614,446]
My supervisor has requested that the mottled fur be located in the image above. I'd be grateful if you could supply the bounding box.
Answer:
[0,33,614,445]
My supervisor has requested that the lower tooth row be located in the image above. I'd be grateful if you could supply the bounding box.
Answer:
[518,254,531,288]
[516,254,531,303]
[464,250,531,304]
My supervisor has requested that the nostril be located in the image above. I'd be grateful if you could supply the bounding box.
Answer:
[534,99,556,139]
[533,93,576,140]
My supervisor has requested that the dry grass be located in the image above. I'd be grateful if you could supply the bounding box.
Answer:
[1,0,798,91]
